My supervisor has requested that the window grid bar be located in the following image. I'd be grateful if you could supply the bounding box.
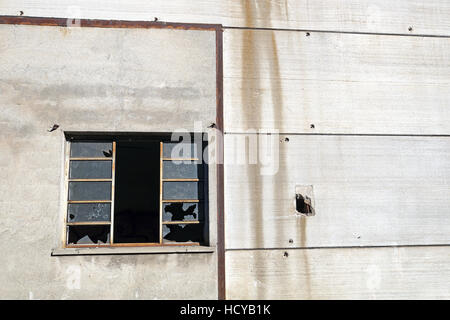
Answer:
[69,158,113,161]
[162,158,199,161]
[67,221,111,226]
[162,178,199,182]
[162,221,200,225]
[67,200,112,204]
[161,199,199,203]
[68,179,113,182]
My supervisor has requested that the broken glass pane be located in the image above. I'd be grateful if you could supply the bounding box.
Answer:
[70,142,113,158]
[162,181,203,200]
[69,160,112,179]
[162,202,204,222]
[67,203,111,222]
[162,223,204,243]
[163,161,203,179]
[67,225,110,245]
[68,181,111,201]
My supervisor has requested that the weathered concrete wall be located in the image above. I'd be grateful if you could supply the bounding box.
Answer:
[0,24,218,299]
[0,0,449,300]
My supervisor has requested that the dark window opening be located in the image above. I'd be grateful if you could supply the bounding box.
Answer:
[113,141,160,243]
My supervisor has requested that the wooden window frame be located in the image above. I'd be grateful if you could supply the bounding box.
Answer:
[63,139,206,248]
[64,141,116,248]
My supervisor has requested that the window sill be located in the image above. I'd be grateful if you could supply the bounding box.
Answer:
[51,245,216,256]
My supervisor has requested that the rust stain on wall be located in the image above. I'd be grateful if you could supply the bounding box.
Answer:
[240,0,264,299]
[300,216,312,299]
[236,0,311,299]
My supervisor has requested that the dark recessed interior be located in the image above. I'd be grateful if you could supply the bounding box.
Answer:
[113,140,160,243]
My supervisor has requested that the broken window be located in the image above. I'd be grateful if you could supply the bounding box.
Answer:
[64,134,208,247]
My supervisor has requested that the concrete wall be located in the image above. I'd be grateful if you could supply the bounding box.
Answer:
[0,23,218,299]
[0,0,449,299]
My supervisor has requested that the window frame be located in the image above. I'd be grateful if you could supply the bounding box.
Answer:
[62,136,208,248]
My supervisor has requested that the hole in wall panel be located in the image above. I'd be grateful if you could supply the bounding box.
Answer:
[295,185,315,216]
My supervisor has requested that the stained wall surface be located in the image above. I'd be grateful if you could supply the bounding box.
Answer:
[0,0,449,299]
[0,23,218,299]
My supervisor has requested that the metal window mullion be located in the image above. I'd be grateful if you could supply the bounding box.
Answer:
[63,140,71,248]
[159,142,163,244]
[110,141,116,245]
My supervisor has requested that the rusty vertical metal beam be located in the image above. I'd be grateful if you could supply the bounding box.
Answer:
[215,27,225,300]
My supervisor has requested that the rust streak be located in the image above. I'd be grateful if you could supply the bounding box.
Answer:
[0,15,220,31]
[300,217,312,299]
[241,0,265,300]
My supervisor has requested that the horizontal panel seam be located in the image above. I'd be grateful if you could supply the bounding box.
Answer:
[226,244,450,251]
[224,132,450,137]
[223,77,450,86]
[223,26,450,39]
